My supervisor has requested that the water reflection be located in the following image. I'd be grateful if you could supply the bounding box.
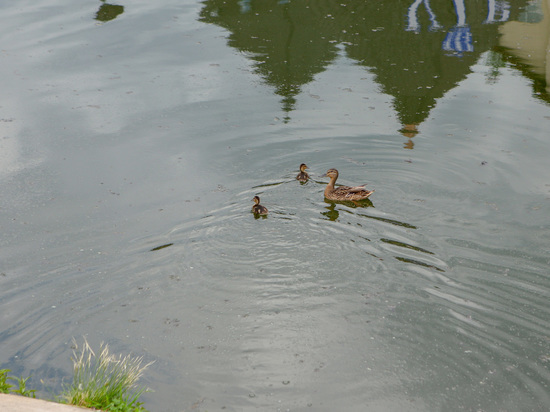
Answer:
[319,198,445,272]
[321,199,374,221]
[381,237,446,271]
[355,213,418,229]
[199,0,525,131]
[498,0,550,101]
[321,202,340,221]
[3,0,550,410]
[150,243,174,252]
[395,256,446,271]
[95,0,124,22]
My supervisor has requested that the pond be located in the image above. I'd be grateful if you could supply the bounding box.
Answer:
[1,0,550,410]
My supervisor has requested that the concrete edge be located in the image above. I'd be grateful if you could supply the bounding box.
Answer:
[0,394,100,412]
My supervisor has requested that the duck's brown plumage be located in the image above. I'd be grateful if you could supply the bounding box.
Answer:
[251,196,268,215]
[322,168,374,201]
[296,163,309,182]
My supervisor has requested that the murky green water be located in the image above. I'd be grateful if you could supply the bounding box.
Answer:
[1,0,550,411]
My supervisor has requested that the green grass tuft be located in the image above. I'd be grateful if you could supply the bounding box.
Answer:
[0,369,36,397]
[0,369,14,394]
[60,339,152,412]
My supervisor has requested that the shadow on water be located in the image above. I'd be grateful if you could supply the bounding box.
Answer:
[198,0,541,131]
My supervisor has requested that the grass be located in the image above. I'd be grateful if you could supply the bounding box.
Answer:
[0,369,14,394]
[60,339,152,412]
[1,339,151,412]
[0,369,36,398]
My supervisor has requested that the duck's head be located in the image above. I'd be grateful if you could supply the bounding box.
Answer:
[322,168,339,179]
[252,196,261,204]
[299,163,308,172]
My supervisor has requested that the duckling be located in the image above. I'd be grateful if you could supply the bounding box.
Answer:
[322,168,374,201]
[251,195,268,215]
[296,163,309,182]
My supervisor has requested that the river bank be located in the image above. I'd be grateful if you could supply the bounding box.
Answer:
[0,394,99,412]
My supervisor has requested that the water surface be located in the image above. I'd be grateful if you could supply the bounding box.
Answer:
[1,0,550,411]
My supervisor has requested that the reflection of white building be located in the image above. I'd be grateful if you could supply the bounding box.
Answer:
[499,0,550,95]
[485,0,511,23]
[406,0,442,32]
[441,0,474,54]
[406,0,511,54]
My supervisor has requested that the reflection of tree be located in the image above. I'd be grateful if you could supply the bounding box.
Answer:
[199,0,525,128]
[495,47,550,103]
[200,1,339,121]
[95,0,124,22]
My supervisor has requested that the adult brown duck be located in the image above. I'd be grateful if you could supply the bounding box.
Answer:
[321,168,374,201]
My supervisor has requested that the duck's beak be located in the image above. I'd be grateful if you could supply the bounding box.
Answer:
[321,173,327,178]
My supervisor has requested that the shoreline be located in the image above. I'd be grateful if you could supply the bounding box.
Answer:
[0,394,99,412]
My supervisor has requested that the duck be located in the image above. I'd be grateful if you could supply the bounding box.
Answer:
[251,195,268,215]
[296,163,309,182]
[321,168,374,201]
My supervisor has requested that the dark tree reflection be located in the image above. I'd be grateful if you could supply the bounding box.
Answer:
[199,0,532,133]
[95,0,124,22]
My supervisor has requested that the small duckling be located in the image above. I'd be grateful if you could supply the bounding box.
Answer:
[251,195,268,215]
[296,163,309,182]
[322,168,374,201]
